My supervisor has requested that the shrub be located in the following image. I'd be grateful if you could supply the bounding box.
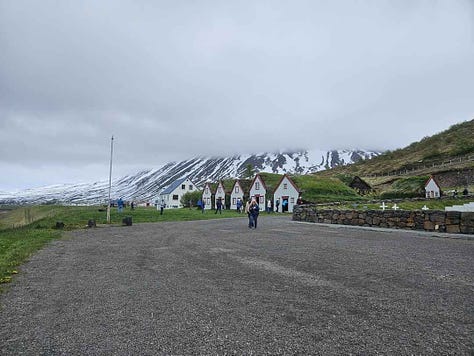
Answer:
[180,191,203,208]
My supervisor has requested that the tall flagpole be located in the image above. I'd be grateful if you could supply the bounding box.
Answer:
[106,135,114,224]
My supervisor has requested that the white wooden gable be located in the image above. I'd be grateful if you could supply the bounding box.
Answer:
[249,175,266,205]
[215,181,226,203]
[202,182,213,209]
[230,180,244,210]
[425,177,440,198]
[273,175,300,213]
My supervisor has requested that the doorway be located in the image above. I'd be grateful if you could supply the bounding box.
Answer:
[282,196,289,212]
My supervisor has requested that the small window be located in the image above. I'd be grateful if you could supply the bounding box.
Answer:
[255,182,260,190]
[205,188,209,194]
[232,198,236,205]
[235,186,239,193]
[181,184,186,190]
[173,195,179,200]
[283,183,288,189]
[290,197,295,203]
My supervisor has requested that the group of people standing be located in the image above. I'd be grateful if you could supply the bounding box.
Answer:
[245,199,260,228]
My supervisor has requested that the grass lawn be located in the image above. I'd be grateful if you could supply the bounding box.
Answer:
[313,198,469,211]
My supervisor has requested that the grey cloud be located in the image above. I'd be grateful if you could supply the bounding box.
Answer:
[0,0,473,190]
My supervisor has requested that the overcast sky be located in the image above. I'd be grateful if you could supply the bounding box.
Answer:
[1,1,473,191]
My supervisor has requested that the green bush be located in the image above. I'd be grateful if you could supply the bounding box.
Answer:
[180,191,203,208]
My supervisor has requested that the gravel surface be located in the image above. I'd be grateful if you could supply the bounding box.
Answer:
[1,215,473,355]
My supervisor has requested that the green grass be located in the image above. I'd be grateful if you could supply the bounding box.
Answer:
[0,228,61,286]
[0,205,246,292]
[314,198,466,211]
[316,119,474,177]
[291,175,361,203]
[379,176,429,199]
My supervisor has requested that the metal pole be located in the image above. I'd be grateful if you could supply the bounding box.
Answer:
[106,136,114,224]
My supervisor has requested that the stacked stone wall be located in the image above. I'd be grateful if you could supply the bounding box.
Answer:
[293,205,474,235]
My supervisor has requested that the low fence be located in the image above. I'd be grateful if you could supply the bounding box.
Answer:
[365,155,474,178]
[293,205,474,235]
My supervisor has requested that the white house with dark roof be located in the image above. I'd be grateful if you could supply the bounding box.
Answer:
[214,181,227,209]
[202,182,213,210]
[425,176,441,199]
[273,175,301,213]
[249,174,267,205]
[159,177,197,208]
[230,180,244,210]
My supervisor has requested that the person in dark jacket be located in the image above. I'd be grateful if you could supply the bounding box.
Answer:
[117,198,124,213]
[215,198,223,214]
[249,200,260,229]
[236,198,243,213]
[160,199,165,215]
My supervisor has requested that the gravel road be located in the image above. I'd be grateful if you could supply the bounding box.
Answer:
[1,216,473,355]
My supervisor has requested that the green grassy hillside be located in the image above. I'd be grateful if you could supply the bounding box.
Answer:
[321,119,474,177]
[316,119,474,195]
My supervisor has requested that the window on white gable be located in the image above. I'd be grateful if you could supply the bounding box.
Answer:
[235,186,239,193]
[189,185,193,190]
[205,188,209,194]
[173,195,179,200]
[283,183,287,189]
[255,182,260,190]
[181,184,186,190]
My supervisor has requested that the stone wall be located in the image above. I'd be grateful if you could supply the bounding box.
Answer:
[293,205,474,235]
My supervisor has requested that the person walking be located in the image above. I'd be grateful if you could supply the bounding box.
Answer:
[201,199,205,213]
[249,200,260,229]
[160,199,165,215]
[275,199,280,213]
[267,199,272,213]
[245,199,252,228]
[236,198,242,213]
[117,198,124,213]
[215,198,223,214]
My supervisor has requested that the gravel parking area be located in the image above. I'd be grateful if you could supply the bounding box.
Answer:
[1,215,473,355]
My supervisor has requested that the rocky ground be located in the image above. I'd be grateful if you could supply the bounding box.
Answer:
[1,216,473,355]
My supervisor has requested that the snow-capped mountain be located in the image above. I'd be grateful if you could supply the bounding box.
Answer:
[0,149,379,205]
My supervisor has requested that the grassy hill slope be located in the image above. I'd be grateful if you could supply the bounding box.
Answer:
[315,119,474,195]
[319,119,474,177]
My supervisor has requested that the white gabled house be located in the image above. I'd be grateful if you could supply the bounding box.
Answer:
[230,179,251,210]
[159,177,197,209]
[201,182,213,210]
[273,175,301,213]
[214,181,226,208]
[249,174,267,205]
[425,176,441,199]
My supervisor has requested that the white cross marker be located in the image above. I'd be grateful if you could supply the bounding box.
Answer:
[380,202,387,211]
[422,205,429,210]
[392,204,399,210]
